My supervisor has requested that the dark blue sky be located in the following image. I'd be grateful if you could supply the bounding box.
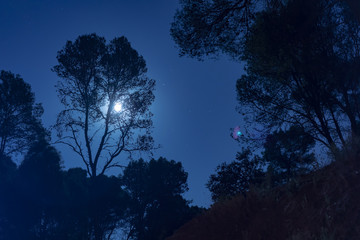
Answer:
[0,0,244,207]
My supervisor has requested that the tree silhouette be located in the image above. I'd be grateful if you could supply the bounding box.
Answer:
[170,0,256,59]
[0,153,16,183]
[0,140,63,240]
[263,125,316,184]
[120,157,201,240]
[172,0,360,155]
[236,0,360,153]
[53,34,155,177]
[207,148,264,201]
[207,126,315,202]
[0,70,45,157]
[57,168,90,240]
[0,153,17,239]
[87,175,129,240]
[171,0,359,59]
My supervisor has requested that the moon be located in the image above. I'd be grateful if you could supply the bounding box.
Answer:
[114,103,122,112]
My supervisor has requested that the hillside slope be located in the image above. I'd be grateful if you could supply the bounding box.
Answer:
[167,157,360,240]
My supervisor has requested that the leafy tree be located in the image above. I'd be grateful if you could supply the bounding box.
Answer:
[53,34,155,178]
[0,140,63,240]
[171,0,254,59]
[121,157,202,240]
[207,126,316,202]
[172,0,360,155]
[57,168,90,240]
[171,0,359,58]
[207,148,264,201]
[263,125,316,184]
[143,196,204,240]
[0,153,16,183]
[236,0,360,153]
[0,70,45,157]
[0,153,16,239]
[86,175,129,240]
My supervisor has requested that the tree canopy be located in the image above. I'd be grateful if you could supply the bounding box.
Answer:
[237,0,360,152]
[120,157,202,240]
[207,148,264,201]
[207,125,316,201]
[173,0,360,156]
[171,0,360,59]
[53,34,155,177]
[263,125,316,183]
[0,70,45,157]
[171,0,256,59]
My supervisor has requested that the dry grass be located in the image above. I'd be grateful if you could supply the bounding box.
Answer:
[167,151,360,240]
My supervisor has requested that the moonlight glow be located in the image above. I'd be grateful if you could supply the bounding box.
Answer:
[114,103,122,112]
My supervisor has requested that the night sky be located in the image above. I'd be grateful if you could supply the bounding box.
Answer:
[0,0,243,207]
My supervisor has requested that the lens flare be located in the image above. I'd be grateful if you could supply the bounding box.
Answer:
[233,126,242,139]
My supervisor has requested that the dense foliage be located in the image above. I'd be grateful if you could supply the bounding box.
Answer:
[237,0,360,153]
[263,125,316,184]
[0,71,46,157]
[207,125,316,201]
[207,148,264,201]
[121,158,203,240]
[172,0,360,155]
[0,148,201,240]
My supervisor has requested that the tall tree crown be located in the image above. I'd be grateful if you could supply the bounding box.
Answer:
[0,70,45,157]
[53,34,155,177]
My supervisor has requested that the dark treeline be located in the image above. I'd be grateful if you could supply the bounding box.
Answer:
[0,138,202,240]
[207,125,316,202]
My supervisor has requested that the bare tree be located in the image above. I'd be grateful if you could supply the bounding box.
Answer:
[53,34,155,177]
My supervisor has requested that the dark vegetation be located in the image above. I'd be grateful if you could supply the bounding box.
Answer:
[172,0,360,152]
[168,0,360,238]
[207,125,316,202]
[0,139,202,239]
[168,154,360,239]
[1,0,360,239]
